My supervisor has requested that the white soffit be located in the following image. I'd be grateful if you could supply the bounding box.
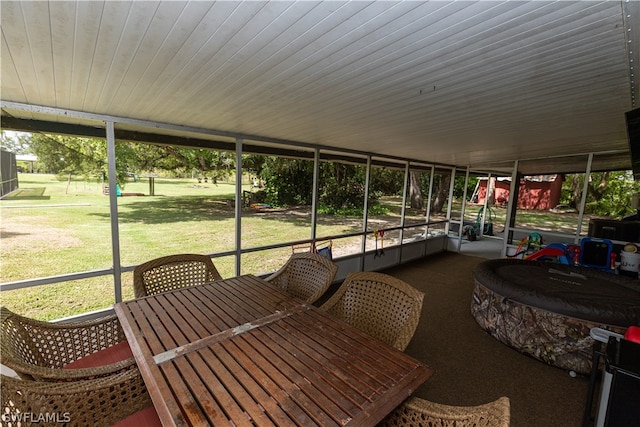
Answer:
[1,1,638,174]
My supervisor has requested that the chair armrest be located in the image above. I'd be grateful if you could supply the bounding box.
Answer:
[264,267,289,288]
[2,354,137,381]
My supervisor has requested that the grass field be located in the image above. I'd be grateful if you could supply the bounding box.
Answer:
[1,173,593,320]
[0,174,378,319]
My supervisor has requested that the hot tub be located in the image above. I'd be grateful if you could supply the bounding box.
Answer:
[471,259,640,374]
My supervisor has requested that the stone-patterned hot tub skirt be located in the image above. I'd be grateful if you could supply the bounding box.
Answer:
[471,259,640,375]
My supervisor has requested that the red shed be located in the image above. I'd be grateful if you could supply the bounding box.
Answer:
[475,175,563,210]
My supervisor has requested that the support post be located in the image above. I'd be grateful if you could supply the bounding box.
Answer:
[235,138,243,277]
[106,121,122,302]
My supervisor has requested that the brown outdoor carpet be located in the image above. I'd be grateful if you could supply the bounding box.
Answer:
[382,252,591,427]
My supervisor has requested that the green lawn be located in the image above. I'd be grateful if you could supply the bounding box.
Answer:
[0,173,595,320]
[0,174,363,319]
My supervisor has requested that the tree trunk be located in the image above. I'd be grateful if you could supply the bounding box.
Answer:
[66,172,72,195]
[570,174,581,208]
[409,171,424,209]
[588,172,609,200]
[487,177,496,205]
[431,174,450,213]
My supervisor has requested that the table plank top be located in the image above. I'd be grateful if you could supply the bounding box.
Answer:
[114,275,432,426]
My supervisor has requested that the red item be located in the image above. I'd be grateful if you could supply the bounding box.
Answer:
[524,247,566,261]
[63,341,133,369]
[112,406,162,427]
[624,325,640,344]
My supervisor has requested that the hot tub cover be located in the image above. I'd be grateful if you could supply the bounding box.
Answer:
[473,259,640,327]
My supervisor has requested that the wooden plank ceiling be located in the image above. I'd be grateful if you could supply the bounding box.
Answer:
[1,1,638,175]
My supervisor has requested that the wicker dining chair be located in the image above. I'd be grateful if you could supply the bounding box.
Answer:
[1,369,161,427]
[133,253,223,298]
[265,252,338,304]
[319,271,424,351]
[0,306,135,381]
[378,396,511,427]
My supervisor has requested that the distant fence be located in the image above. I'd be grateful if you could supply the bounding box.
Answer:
[0,150,19,198]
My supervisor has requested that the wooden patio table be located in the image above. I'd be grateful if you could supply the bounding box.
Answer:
[114,275,433,426]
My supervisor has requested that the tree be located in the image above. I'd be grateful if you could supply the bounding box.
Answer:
[174,149,238,182]
[126,143,188,174]
[28,133,108,192]
[452,175,477,200]
[24,135,177,189]
[259,157,314,206]
[0,131,31,154]
[561,171,640,217]
[319,162,366,212]
[596,171,640,217]
[431,173,450,214]
[409,171,424,209]
[25,133,240,187]
[587,172,609,202]
[249,157,376,212]
[486,177,496,205]
[369,167,404,196]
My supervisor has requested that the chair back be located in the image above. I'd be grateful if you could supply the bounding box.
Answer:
[379,396,510,427]
[1,306,133,381]
[1,306,45,370]
[265,252,338,304]
[133,254,222,298]
[319,272,424,351]
[1,369,157,427]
